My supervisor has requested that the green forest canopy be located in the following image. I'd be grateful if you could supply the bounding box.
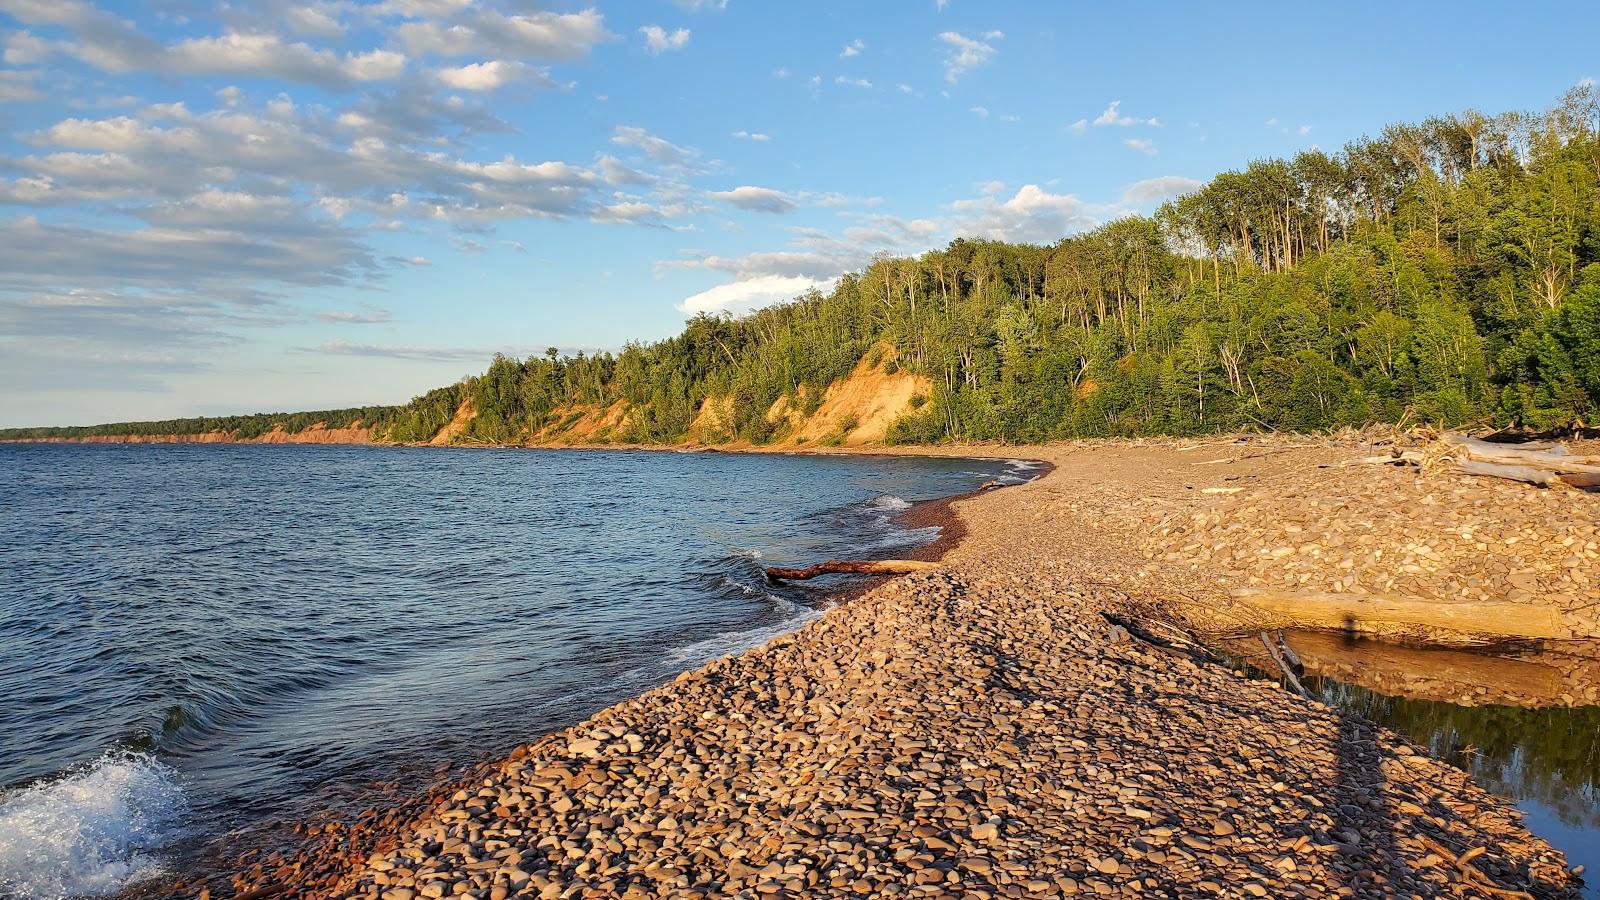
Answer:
[5,85,1599,445]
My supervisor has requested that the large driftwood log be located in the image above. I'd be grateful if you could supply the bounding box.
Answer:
[1227,588,1572,642]
[764,559,941,581]
[1444,433,1600,473]
[1359,432,1600,488]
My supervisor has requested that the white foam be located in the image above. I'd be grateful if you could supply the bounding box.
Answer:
[0,754,189,900]
[667,598,821,667]
[868,495,911,511]
[716,575,761,597]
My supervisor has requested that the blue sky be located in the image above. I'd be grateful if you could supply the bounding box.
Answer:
[0,1,1595,427]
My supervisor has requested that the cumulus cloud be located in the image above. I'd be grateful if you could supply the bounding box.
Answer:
[0,2,412,89]
[1125,137,1157,155]
[950,184,1100,243]
[709,185,796,214]
[731,130,770,141]
[938,30,1000,82]
[678,274,834,314]
[595,153,652,185]
[835,76,873,89]
[611,125,697,168]
[435,60,552,91]
[639,25,690,54]
[1120,175,1201,205]
[396,7,609,60]
[1092,100,1159,128]
[840,38,864,58]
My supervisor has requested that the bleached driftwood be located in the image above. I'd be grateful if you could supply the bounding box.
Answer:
[764,559,940,581]
[1227,588,1572,642]
[1357,432,1600,488]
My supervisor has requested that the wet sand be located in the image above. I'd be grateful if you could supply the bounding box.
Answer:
[208,437,1590,899]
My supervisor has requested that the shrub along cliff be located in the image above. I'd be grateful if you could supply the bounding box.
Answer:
[5,86,1599,447]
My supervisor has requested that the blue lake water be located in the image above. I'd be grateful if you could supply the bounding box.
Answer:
[0,444,1021,899]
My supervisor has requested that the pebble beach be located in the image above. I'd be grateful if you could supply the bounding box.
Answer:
[216,436,1594,900]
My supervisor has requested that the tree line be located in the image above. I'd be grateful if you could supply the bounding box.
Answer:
[5,85,1597,445]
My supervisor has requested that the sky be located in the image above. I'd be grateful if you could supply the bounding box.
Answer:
[0,1,1596,427]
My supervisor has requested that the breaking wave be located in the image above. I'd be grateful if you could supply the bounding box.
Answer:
[0,753,189,900]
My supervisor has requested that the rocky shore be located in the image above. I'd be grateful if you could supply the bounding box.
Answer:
[216,436,1592,900]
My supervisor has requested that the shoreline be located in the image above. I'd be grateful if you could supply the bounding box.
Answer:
[166,451,1032,900]
[194,437,1589,900]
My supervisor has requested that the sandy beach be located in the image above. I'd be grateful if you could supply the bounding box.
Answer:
[210,435,1596,900]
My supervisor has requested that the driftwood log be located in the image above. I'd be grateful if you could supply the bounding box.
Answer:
[1358,432,1600,488]
[764,559,941,581]
[1227,588,1572,643]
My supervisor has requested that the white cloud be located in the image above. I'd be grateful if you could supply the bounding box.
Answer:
[840,38,864,58]
[397,8,610,60]
[172,35,402,86]
[4,4,410,89]
[1125,137,1157,155]
[731,130,770,141]
[1070,118,1088,133]
[4,31,51,65]
[709,185,796,214]
[1298,124,1312,135]
[435,60,548,91]
[611,125,697,168]
[835,76,873,89]
[1120,175,1201,205]
[639,25,690,54]
[678,274,833,315]
[950,184,1100,243]
[938,30,999,82]
[897,83,915,94]
[675,0,728,10]
[596,154,651,185]
[1092,100,1159,127]
[969,105,988,118]
[285,4,346,38]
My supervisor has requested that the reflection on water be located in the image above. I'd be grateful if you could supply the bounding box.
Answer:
[1221,631,1599,897]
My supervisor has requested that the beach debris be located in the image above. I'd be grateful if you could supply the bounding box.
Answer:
[1225,587,1576,644]
[1357,431,1600,489]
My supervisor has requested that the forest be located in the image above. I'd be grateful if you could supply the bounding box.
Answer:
[4,85,1597,446]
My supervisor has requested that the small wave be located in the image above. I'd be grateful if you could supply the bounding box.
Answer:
[715,575,762,597]
[666,604,822,668]
[1004,458,1042,470]
[0,753,189,900]
[865,524,940,551]
[867,494,911,511]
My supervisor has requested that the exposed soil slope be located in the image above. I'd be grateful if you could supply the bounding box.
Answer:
[6,423,374,445]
